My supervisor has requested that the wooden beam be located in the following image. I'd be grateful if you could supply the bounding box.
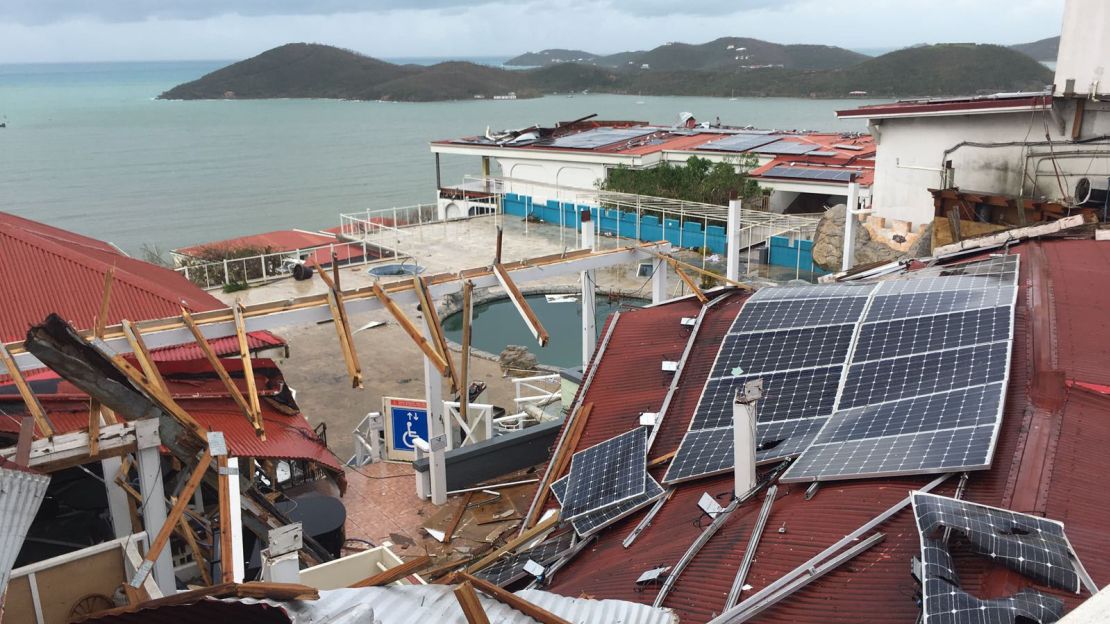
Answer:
[467,512,560,574]
[313,258,363,389]
[217,453,235,583]
[90,267,119,449]
[415,276,460,394]
[459,281,474,429]
[181,308,259,434]
[129,449,213,588]
[232,304,265,440]
[121,320,169,395]
[0,343,53,437]
[672,264,709,305]
[492,263,549,346]
[453,581,491,624]
[109,336,209,443]
[459,573,571,624]
[371,282,449,374]
[523,402,593,530]
[654,252,751,290]
[648,450,677,468]
[443,490,474,545]
[350,555,431,587]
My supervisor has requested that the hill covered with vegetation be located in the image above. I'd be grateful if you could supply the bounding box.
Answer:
[1009,36,1059,62]
[160,42,1053,103]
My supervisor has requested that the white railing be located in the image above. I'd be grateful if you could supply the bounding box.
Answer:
[495,374,562,433]
[172,240,380,291]
[347,412,383,467]
[443,401,494,448]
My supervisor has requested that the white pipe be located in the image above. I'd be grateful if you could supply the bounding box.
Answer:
[727,199,742,282]
[227,457,245,583]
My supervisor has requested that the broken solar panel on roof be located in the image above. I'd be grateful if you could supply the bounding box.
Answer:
[475,531,576,587]
[664,254,1019,485]
[911,493,1081,624]
[559,427,648,521]
[551,471,665,537]
[696,133,784,153]
[548,127,657,149]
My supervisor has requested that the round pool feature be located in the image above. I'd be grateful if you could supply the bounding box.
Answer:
[368,263,425,277]
[442,293,646,369]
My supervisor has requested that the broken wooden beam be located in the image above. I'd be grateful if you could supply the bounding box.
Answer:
[371,282,449,374]
[350,555,431,588]
[454,580,491,624]
[523,403,592,530]
[90,267,119,451]
[654,251,752,290]
[414,276,461,394]
[232,303,265,439]
[673,264,709,304]
[459,573,571,624]
[467,512,560,574]
[492,263,549,347]
[0,343,54,437]
[313,257,363,389]
[182,307,260,436]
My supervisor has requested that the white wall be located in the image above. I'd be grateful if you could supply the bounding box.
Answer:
[1056,0,1110,97]
[498,157,605,204]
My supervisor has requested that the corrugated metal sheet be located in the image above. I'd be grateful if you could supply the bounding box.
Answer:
[0,459,50,597]
[150,330,286,362]
[87,599,292,624]
[0,211,224,344]
[542,240,1110,623]
[174,230,336,257]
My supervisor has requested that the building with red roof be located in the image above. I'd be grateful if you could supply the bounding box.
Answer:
[527,236,1109,623]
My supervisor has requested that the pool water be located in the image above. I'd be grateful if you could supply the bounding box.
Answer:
[441,293,645,369]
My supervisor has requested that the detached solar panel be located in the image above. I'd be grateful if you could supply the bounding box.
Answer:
[697,133,784,153]
[763,166,859,182]
[756,140,821,155]
[560,427,648,520]
[549,127,656,149]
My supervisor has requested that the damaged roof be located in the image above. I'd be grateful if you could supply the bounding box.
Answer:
[535,239,1110,623]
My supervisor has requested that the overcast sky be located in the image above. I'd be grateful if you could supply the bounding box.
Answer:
[0,0,1065,63]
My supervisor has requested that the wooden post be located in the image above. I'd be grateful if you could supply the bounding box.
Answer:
[181,308,261,435]
[414,276,460,394]
[492,263,549,346]
[459,573,571,624]
[0,343,54,437]
[312,257,363,388]
[372,282,449,373]
[459,281,474,428]
[128,448,213,589]
[454,581,491,624]
[494,226,503,265]
[232,303,265,439]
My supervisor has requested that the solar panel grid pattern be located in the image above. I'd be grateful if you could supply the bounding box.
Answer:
[697,133,784,153]
[757,140,821,155]
[550,127,656,149]
[763,166,859,182]
[550,472,665,537]
[912,493,1071,624]
[475,532,576,587]
[785,254,1019,481]
[560,427,648,520]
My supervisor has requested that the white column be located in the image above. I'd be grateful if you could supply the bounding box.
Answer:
[651,256,669,304]
[227,457,245,583]
[422,322,445,443]
[100,456,132,539]
[134,418,176,596]
[581,212,597,370]
[732,380,762,497]
[727,199,742,282]
[842,181,860,272]
[581,209,596,251]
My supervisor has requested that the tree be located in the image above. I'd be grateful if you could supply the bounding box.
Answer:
[600,155,761,206]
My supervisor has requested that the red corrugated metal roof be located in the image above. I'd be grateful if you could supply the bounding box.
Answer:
[543,239,1110,623]
[837,93,1051,119]
[149,330,286,362]
[0,358,343,476]
[174,230,337,257]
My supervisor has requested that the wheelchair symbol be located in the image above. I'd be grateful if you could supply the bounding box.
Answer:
[402,421,418,449]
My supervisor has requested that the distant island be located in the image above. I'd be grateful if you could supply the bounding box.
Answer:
[159,41,1053,103]
[1009,36,1060,62]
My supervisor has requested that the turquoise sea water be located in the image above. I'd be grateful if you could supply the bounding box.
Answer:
[0,60,885,254]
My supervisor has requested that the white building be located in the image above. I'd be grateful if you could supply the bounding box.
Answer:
[839,0,1110,228]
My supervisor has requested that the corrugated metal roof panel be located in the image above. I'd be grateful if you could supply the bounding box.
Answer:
[0,459,50,597]
[150,330,286,362]
[87,598,292,624]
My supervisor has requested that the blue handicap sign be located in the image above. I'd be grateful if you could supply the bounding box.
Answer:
[390,404,428,452]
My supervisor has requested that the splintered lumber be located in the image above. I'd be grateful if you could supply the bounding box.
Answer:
[459,573,572,624]
[121,320,170,395]
[129,448,213,588]
[371,282,449,374]
[232,303,265,439]
[0,343,54,437]
[182,308,261,435]
[443,490,474,545]
[673,264,709,304]
[414,275,461,394]
[350,555,431,588]
[468,512,560,574]
[313,258,363,388]
[454,581,491,624]
[459,281,474,432]
[523,403,593,530]
[654,251,752,290]
[492,263,549,346]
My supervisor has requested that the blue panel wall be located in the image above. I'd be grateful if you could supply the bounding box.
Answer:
[768,235,827,275]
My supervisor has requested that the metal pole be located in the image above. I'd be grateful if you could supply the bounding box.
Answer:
[724,485,777,609]
[134,419,175,596]
[842,180,860,272]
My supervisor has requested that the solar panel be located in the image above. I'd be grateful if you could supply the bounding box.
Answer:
[912,493,1076,624]
[549,127,656,149]
[731,297,868,332]
[475,532,575,587]
[550,472,665,537]
[710,325,855,378]
[560,427,648,520]
[782,255,1019,482]
[755,140,820,155]
[763,166,858,182]
[748,283,876,302]
[697,133,784,153]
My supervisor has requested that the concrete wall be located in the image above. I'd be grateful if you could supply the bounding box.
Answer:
[1056,0,1110,97]
[499,158,605,203]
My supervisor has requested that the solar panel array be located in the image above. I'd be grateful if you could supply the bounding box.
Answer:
[912,493,1071,624]
[696,133,784,153]
[549,127,656,149]
[756,140,821,155]
[783,254,1019,482]
[663,283,876,484]
[551,471,665,537]
[664,255,1019,485]
[763,166,860,183]
[560,427,648,521]
[475,532,576,587]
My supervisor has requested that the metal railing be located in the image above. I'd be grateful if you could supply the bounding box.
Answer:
[172,240,380,291]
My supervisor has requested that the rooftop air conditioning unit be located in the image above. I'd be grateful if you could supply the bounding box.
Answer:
[1074,176,1110,207]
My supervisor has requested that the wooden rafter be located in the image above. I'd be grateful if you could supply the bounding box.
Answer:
[673,263,709,305]
[181,308,261,437]
[232,303,265,440]
[459,281,474,427]
[454,581,491,624]
[523,402,592,530]
[90,267,119,452]
[114,323,208,443]
[414,276,460,394]
[121,320,169,395]
[492,263,549,346]
[0,343,54,438]
[312,258,363,388]
[371,282,449,374]
[459,573,571,624]
[350,555,430,587]
[653,251,752,290]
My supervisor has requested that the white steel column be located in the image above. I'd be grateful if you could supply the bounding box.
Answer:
[842,181,860,272]
[100,456,132,539]
[134,418,175,596]
[422,322,445,443]
[581,212,597,370]
[227,457,245,582]
[727,199,743,282]
[651,257,669,304]
[732,380,762,497]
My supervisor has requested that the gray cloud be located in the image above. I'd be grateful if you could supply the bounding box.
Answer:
[2,0,796,25]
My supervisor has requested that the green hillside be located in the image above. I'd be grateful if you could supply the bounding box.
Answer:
[1009,36,1060,62]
